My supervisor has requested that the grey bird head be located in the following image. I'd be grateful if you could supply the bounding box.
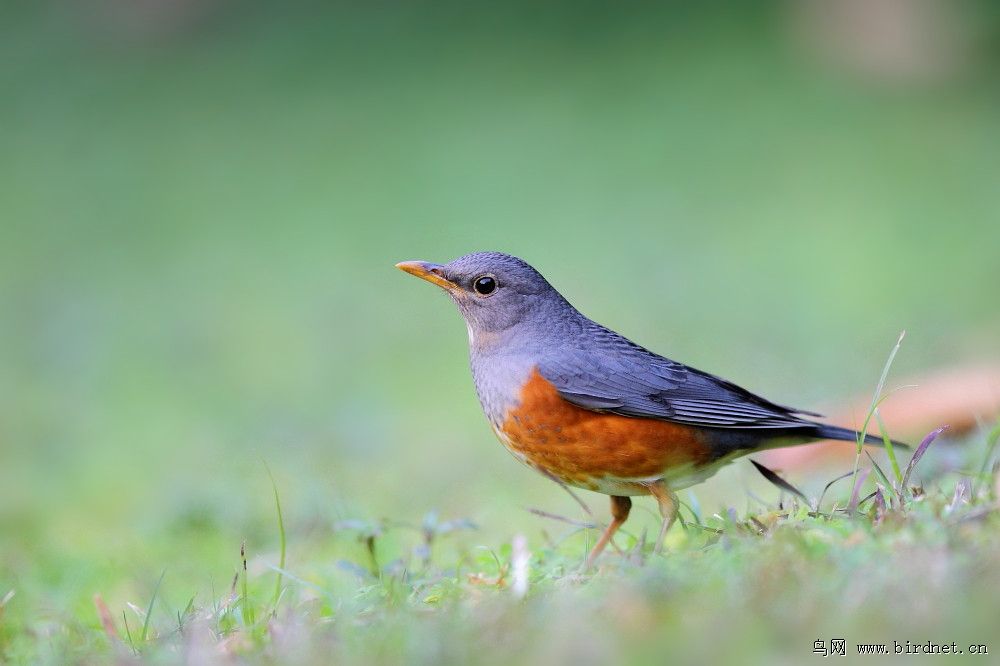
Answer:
[396,252,573,343]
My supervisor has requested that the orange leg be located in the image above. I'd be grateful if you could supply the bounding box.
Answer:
[585,495,632,568]
[647,481,679,554]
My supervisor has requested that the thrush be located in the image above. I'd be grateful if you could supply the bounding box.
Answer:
[398,252,903,567]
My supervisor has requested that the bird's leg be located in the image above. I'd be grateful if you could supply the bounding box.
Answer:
[647,481,679,555]
[585,495,632,569]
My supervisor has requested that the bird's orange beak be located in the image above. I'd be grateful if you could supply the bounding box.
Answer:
[395,260,459,291]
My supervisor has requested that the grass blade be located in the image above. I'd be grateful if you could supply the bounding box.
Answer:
[679,498,704,528]
[526,507,596,529]
[817,470,854,511]
[900,426,948,491]
[122,611,136,654]
[856,489,879,508]
[263,461,287,615]
[861,331,906,451]
[540,469,593,517]
[851,331,905,493]
[750,460,809,505]
[864,451,897,502]
[240,541,255,626]
[973,418,1000,498]
[874,410,902,485]
[0,589,13,624]
[848,468,870,515]
[141,570,165,643]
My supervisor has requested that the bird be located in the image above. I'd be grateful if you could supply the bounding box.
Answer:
[397,251,903,567]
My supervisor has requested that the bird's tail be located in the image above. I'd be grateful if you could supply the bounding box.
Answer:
[811,424,910,450]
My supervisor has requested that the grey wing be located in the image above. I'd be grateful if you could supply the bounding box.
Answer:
[538,329,822,430]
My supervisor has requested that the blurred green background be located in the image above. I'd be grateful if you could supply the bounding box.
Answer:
[2,0,999,655]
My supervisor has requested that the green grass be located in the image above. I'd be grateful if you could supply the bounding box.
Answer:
[3,426,997,663]
[265,461,288,615]
[851,331,906,496]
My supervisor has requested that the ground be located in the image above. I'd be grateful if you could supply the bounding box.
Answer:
[3,426,997,664]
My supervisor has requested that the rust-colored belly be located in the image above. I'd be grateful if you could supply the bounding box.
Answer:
[494,369,712,494]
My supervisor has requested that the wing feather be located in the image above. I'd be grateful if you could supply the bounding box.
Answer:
[538,324,822,430]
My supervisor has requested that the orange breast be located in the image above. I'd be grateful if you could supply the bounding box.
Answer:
[495,369,712,493]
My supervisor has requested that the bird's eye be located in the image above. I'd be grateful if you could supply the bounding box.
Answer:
[472,275,498,296]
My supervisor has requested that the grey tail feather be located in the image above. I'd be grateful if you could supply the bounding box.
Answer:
[812,424,910,450]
